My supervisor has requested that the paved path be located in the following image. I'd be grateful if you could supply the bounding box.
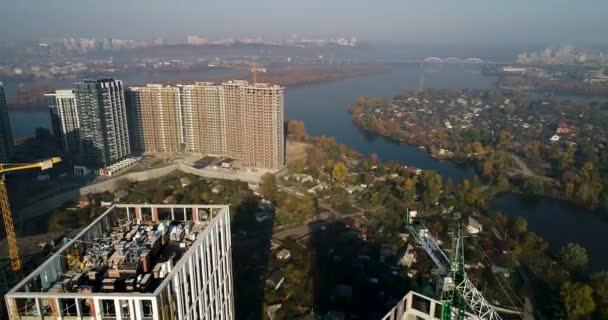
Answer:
[508,152,556,183]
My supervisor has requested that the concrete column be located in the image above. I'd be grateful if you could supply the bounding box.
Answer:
[152,298,160,320]
[34,298,42,318]
[114,298,122,320]
[75,298,82,318]
[128,299,135,320]
[92,298,102,319]
[188,258,196,315]
[134,299,143,319]
[152,207,159,222]
[174,272,184,320]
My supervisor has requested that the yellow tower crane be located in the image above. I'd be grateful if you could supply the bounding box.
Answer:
[0,157,62,271]
[251,63,266,83]
[209,63,266,83]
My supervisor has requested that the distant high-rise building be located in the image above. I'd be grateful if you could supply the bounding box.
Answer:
[128,81,284,170]
[45,90,81,153]
[126,84,183,153]
[223,80,284,170]
[74,78,131,167]
[178,82,228,156]
[0,83,13,162]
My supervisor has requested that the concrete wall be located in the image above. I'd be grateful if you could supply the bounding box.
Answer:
[16,162,262,221]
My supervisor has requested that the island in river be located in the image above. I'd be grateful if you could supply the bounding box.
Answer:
[349,89,608,214]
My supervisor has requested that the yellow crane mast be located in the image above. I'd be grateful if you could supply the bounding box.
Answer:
[208,62,266,83]
[251,63,266,83]
[0,157,62,271]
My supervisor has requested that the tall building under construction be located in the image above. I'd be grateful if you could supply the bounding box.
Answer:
[5,204,234,320]
[127,81,284,170]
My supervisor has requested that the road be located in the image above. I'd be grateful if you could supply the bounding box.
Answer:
[508,152,556,183]
[272,184,371,240]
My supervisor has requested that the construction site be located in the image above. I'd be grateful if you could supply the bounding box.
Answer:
[4,204,234,320]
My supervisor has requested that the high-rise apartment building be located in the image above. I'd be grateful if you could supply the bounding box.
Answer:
[178,82,228,156]
[6,204,235,320]
[45,89,81,153]
[126,84,183,153]
[0,83,13,162]
[74,78,131,167]
[128,81,284,170]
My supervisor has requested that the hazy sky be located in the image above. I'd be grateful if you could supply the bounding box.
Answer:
[1,0,606,45]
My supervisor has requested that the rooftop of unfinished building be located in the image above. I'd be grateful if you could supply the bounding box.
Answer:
[8,204,229,296]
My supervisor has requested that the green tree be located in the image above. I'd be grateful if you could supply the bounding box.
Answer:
[260,173,278,201]
[523,176,544,194]
[560,282,595,320]
[399,177,417,204]
[559,243,589,271]
[590,271,608,312]
[332,162,349,184]
[510,216,528,235]
[420,171,442,208]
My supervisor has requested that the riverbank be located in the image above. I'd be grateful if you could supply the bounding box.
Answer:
[349,89,608,214]
[6,63,393,112]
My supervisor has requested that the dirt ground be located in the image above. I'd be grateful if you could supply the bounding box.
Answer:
[286,140,310,164]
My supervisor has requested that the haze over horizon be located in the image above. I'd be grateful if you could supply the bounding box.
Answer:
[1,0,607,46]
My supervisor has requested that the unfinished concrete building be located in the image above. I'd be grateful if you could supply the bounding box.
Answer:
[5,204,234,320]
[126,85,183,153]
[127,81,285,170]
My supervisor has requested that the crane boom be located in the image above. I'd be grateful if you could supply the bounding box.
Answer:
[0,157,62,271]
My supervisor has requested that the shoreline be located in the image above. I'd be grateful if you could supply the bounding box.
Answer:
[353,119,606,214]
[7,64,393,112]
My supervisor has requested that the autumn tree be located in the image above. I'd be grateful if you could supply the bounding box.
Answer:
[560,282,596,320]
[260,173,279,201]
[420,171,442,208]
[286,120,307,141]
[523,176,544,194]
[559,243,589,271]
[399,177,418,204]
[589,272,608,319]
[332,162,349,184]
[510,216,528,236]
[471,141,484,153]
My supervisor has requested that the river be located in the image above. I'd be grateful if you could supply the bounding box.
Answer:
[489,193,606,272]
[5,64,607,270]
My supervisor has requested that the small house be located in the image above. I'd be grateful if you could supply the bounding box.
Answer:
[345,185,364,194]
[276,249,291,261]
[291,173,314,183]
[266,271,285,291]
[211,184,224,194]
[307,182,328,194]
[179,177,192,188]
[466,217,483,235]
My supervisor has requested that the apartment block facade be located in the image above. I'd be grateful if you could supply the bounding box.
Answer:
[127,84,183,153]
[0,83,13,162]
[46,89,81,153]
[128,81,284,170]
[74,78,131,167]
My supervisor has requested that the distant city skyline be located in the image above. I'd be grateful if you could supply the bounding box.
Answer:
[1,0,607,45]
